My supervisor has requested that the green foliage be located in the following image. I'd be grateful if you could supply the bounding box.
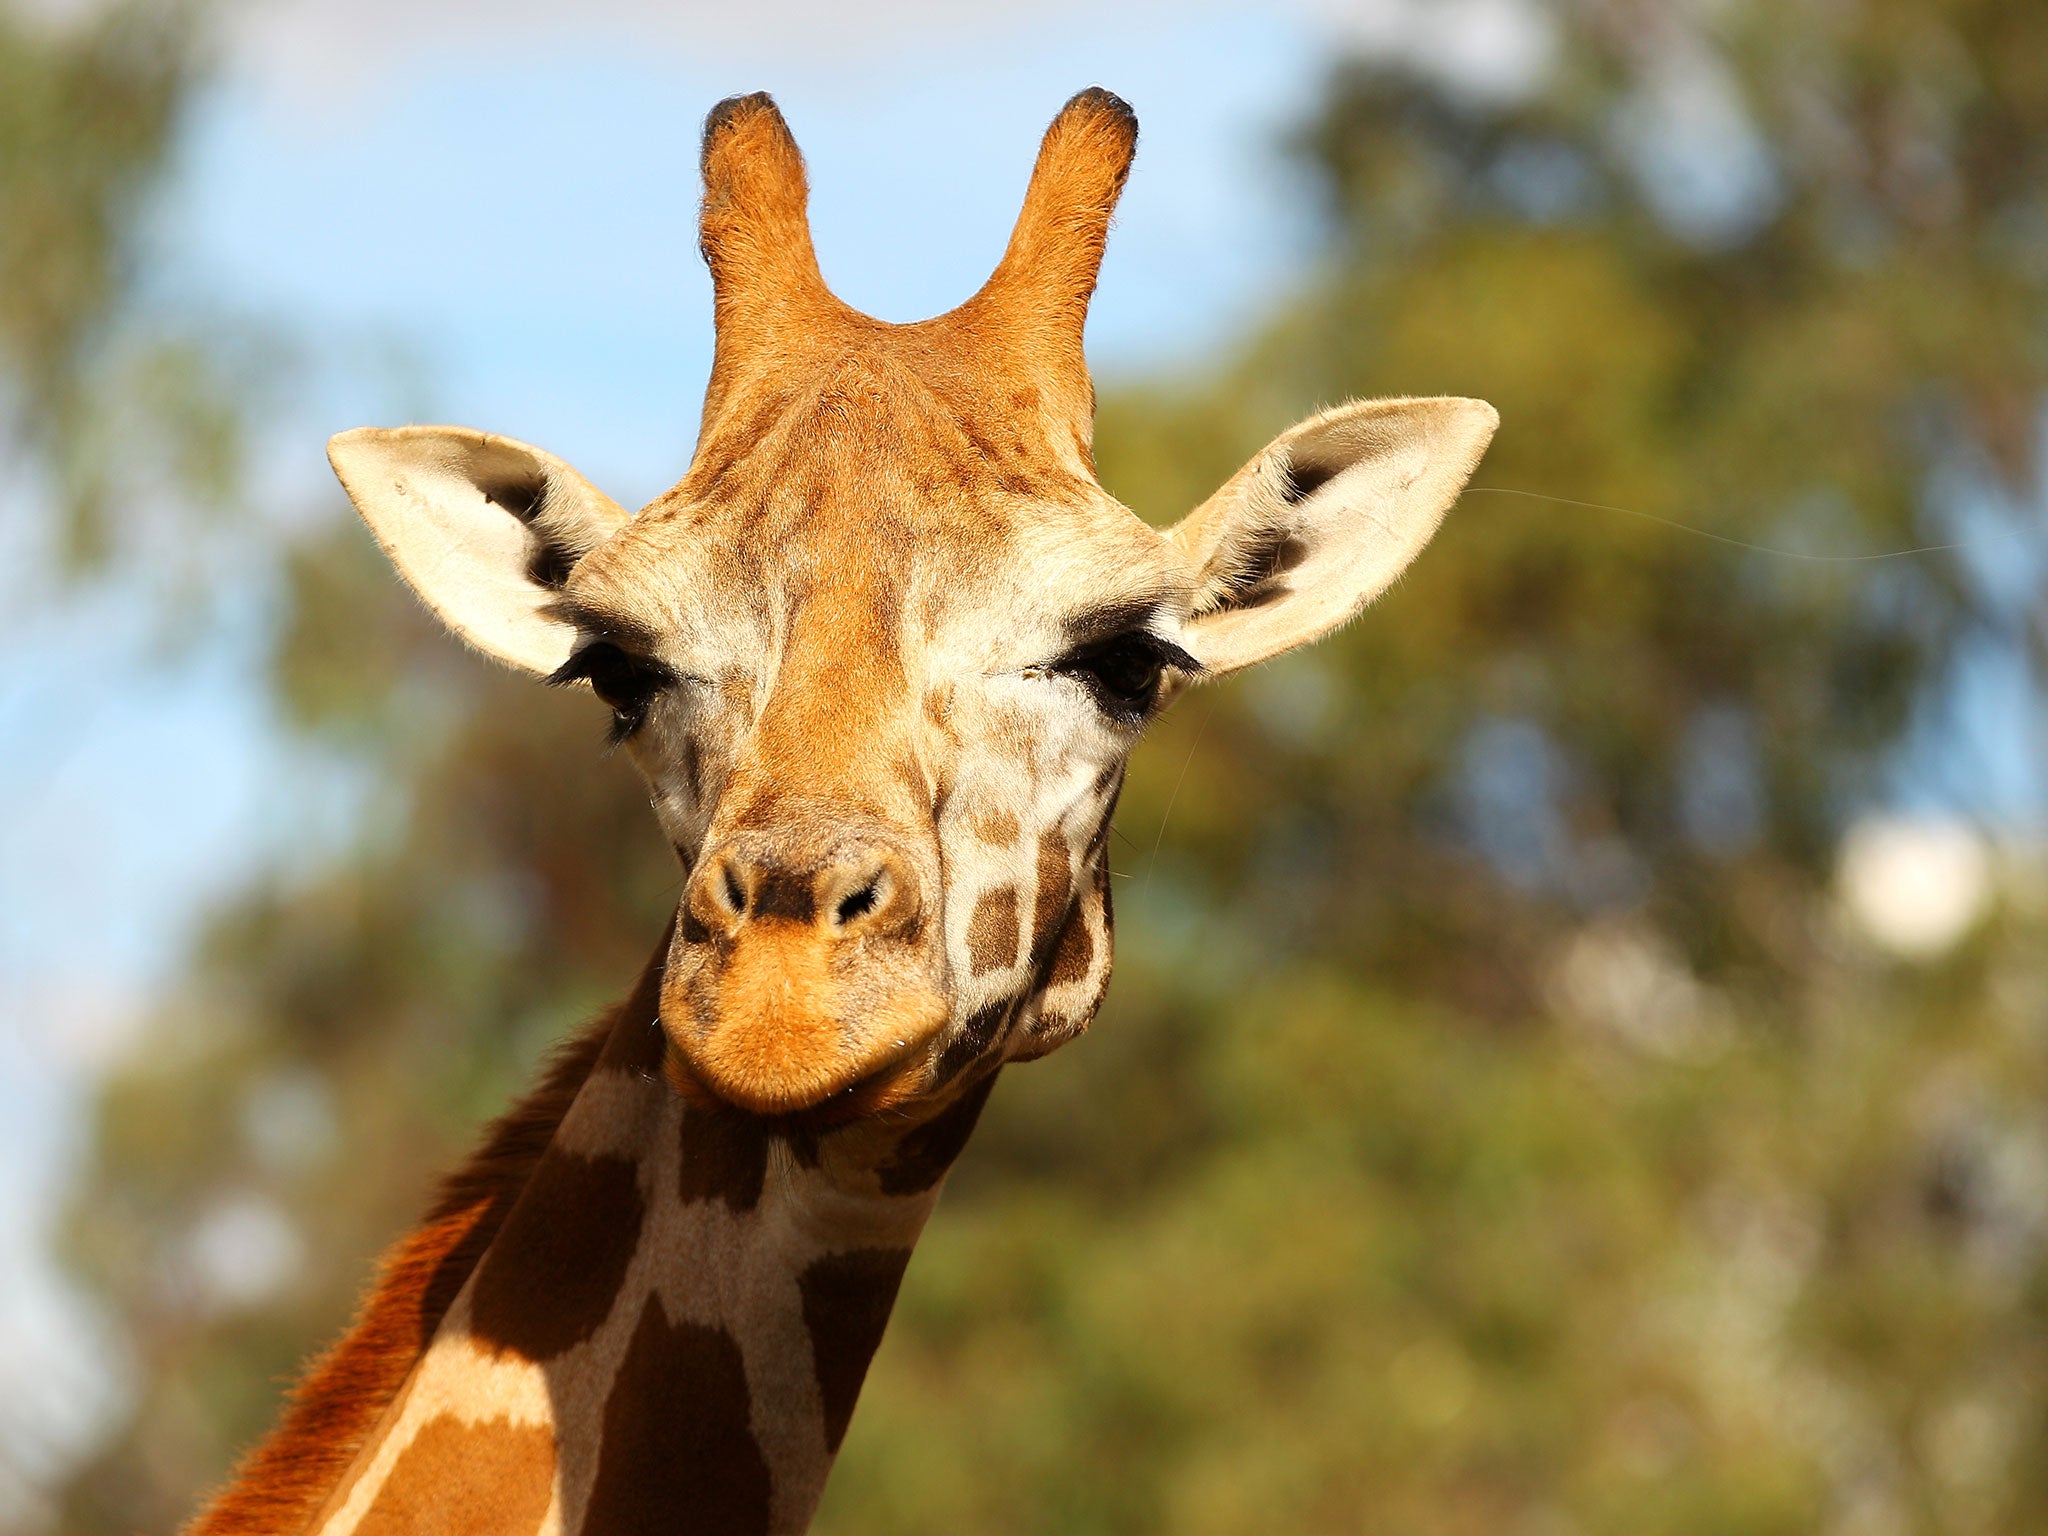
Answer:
[51,3,2048,1533]
[0,3,186,413]
[0,0,250,577]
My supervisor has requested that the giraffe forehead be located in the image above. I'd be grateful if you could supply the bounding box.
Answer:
[572,511,1182,702]
[570,351,1185,661]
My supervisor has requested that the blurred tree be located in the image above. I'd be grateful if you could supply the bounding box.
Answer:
[0,1,254,1525]
[1,0,250,580]
[54,3,2048,1535]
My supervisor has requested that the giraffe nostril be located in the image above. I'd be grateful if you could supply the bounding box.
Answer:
[822,848,920,939]
[691,837,922,943]
[834,882,881,928]
[684,851,756,940]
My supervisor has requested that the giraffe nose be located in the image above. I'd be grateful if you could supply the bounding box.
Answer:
[686,836,925,943]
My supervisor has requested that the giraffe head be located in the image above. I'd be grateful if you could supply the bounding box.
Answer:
[330,90,1496,1126]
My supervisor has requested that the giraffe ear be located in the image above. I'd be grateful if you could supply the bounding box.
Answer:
[329,426,631,676]
[1167,396,1497,675]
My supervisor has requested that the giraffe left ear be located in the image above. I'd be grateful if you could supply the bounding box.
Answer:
[329,426,631,677]
[1167,396,1497,675]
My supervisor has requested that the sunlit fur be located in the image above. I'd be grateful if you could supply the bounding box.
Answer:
[552,90,1179,1120]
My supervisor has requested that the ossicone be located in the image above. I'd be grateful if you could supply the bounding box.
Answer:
[698,93,835,357]
[966,87,1139,362]
[689,87,1140,452]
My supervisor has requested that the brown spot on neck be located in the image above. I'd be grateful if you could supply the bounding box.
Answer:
[582,1296,773,1536]
[468,1150,645,1361]
[799,1248,914,1453]
[876,1074,998,1196]
[676,1103,772,1212]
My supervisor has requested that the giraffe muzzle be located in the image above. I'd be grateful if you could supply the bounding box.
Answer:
[661,833,948,1117]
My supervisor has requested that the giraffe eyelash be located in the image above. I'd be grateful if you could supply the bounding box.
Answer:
[549,641,681,743]
[1049,630,1201,724]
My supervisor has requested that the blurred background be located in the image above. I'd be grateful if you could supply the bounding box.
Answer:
[6,0,2048,1531]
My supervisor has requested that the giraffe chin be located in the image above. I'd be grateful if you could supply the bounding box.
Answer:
[659,918,948,1120]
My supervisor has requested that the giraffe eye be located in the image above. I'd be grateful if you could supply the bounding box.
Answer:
[1055,632,1190,724]
[550,641,675,742]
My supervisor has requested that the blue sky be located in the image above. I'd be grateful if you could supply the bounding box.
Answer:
[166,11,1328,499]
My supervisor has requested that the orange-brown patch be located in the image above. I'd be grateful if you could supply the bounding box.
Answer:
[357,1416,555,1536]
[966,886,1021,976]
[1023,855,1115,1059]
[1030,828,1075,967]
[677,920,946,1116]
[1046,900,1095,988]
[970,808,1020,846]
[891,753,932,809]
[722,546,917,819]
[689,920,845,1107]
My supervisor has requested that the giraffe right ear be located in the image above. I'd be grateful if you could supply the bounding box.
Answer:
[1167,396,1498,676]
[329,426,631,676]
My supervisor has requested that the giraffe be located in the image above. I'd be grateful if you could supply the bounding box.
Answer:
[187,88,1497,1535]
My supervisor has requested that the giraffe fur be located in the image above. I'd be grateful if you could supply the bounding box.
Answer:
[189,85,1498,1534]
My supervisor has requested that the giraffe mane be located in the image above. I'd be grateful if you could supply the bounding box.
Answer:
[181,1012,617,1535]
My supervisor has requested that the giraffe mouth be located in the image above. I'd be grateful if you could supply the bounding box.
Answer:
[658,917,949,1118]
[663,1028,936,1133]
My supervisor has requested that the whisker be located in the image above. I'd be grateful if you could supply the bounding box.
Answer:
[1465,485,1985,564]
[1146,697,1219,886]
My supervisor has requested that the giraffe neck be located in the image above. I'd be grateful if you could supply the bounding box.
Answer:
[193,931,995,1536]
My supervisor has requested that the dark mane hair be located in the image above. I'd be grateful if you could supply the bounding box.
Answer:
[181,1002,623,1534]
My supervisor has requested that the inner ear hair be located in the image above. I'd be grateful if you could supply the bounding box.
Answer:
[1194,452,1324,617]
[478,468,606,592]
